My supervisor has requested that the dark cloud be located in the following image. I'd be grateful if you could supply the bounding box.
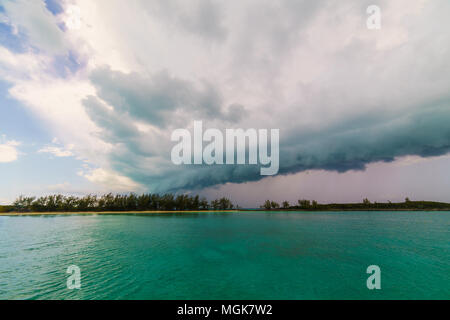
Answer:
[89,67,246,128]
[78,1,450,194]
[141,0,227,41]
[174,0,227,41]
[84,79,450,193]
[279,100,450,174]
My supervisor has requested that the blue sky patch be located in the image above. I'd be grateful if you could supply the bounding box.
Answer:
[44,0,63,16]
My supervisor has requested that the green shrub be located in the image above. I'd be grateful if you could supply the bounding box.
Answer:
[0,205,13,213]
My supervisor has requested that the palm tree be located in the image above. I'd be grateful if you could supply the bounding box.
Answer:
[270,201,279,209]
[262,200,272,210]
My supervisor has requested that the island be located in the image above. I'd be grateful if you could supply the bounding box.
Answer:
[0,194,450,215]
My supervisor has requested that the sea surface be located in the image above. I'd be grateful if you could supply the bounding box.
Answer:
[0,211,449,299]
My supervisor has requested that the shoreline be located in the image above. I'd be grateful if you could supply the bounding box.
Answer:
[0,210,239,216]
[1,209,450,216]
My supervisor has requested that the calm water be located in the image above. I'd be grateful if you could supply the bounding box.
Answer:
[0,211,449,300]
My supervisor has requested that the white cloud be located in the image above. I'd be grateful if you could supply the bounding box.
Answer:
[0,197,13,205]
[1,0,67,54]
[0,140,20,163]
[8,75,111,162]
[0,46,50,81]
[46,182,72,193]
[38,145,74,157]
[82,168,143,193]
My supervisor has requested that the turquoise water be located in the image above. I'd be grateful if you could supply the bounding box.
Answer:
[0,211,449,300]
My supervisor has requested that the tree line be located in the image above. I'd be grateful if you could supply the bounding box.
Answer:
[261,198,450,210]
[9,193,235,212]
[2,195,449,213]
[261,199,320,210]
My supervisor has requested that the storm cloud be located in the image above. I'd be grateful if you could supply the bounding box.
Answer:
[1,0,450,198]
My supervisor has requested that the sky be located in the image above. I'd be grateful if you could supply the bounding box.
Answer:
[0,0,449,207]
